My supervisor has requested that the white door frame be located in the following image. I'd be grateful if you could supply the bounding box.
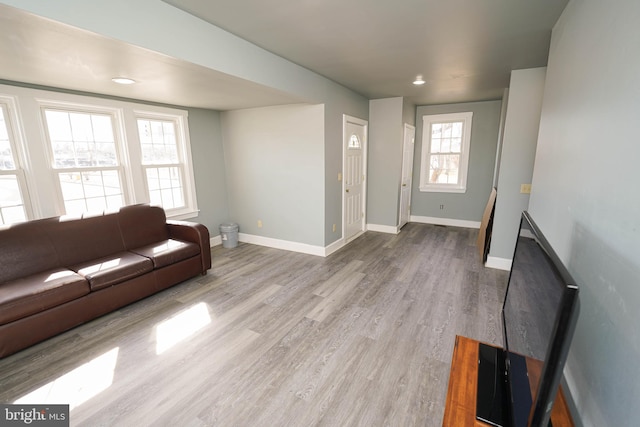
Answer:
[398,123,415,229]
[342,114,368,243]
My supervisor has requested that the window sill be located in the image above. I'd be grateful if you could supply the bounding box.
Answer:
[165,208,200,221]
[419,186,467,194]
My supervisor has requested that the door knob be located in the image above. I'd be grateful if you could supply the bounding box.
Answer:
[346,189,350,193]
[402,184,407,187]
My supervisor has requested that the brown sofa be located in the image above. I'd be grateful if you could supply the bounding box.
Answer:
[0,204,211,358]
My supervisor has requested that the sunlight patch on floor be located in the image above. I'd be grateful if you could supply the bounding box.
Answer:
[155,302,211,355]
[14,347,119,410]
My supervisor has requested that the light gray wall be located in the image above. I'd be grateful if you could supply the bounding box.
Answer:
[323,91,369,246]
[365,97,417,228]
[489,68,546,260]
[411,100,501,221]
[185,108,229,235]
[221,104,325,246]
[403,98,416,127]
[492,88,509,188]
[367,98,404,227]
[529,1,640,425]
[6,0,371,248]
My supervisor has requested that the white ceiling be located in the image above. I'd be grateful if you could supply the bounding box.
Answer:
[0,1,568,109]
[0,4,305,110]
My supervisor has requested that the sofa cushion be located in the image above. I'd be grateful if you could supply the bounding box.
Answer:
[43,212,126,266]
[0,269,89,326]
[0,220,60,284]
[71,251,153,291]
[117,204,169,249]
[130,239,201,269]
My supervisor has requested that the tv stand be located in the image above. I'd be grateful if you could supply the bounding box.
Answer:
[442,336,574,427]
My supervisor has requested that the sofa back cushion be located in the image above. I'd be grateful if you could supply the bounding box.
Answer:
[0,220,60,284]
[117,204,169,249]
[43,212,126,267]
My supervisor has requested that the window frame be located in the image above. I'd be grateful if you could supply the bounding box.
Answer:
[0,95,33,224]
[39,101,131,216]
[0,83,202,221]
[134,110,197,219]
[419,111,473,193]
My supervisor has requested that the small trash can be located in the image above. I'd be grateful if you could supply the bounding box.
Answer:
[219,223,239,248]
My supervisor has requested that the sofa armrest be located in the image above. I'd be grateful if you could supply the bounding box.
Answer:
[166,220,212,273]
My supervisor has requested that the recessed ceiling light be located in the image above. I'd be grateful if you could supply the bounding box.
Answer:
[111,77,136,85]
[413,75,426,85]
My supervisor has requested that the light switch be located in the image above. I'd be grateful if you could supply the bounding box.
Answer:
[338,172,342,181]
[520,184,532,194]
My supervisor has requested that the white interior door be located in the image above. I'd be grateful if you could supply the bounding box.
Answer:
[343,115,367,242]
[399,123,415,229]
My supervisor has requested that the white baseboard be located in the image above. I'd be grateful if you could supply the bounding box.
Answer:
[324,238,346,256]
[210,235,222,247]
[213,232,354,257]
[410,215,481,229]
[485,256,512,271]
[218,219,481,257]
[366,223,399,234]
[238,233,326,257]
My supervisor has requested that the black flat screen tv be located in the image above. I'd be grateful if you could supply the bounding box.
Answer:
[476,211,580,427]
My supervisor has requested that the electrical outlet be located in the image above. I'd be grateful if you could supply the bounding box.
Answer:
[440,204,444,210]
[257,219,263,228]
[520,184,532,194]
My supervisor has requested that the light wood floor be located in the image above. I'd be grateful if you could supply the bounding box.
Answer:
[0,223,508,427]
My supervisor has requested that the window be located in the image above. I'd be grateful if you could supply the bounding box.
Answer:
[0,84,198,220]
[348,133,361,149]
[137,118,184,210]
[43,108,126,216]
[419,112,473,193]
[0,98,30,224]
[135,112,195,216]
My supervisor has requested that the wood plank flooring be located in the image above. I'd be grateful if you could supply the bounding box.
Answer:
[0,223,508,427]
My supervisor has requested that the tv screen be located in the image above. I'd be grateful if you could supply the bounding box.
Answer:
[477,211,579,427]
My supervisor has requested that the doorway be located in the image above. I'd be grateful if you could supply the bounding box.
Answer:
[399,123,415,229]
[343,115,368,242]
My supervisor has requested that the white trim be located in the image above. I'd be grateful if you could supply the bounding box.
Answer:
[324,238,346,257]
[410,215,480,229]
[398,123,416,229]
[417,186,466,194]
[133,109,198,219]
[38,104,131,215]
[238,233,325,257]
[520,229,535,240]
[366,223,400,234]
[342,114,368,243]
[210,235,222,247]
[217,233,353,257]
[344,229,365,245]
[485,256,512,271]
[168,209,200,221]
[0,84,197,219]
[419,111,473,193]
[0,95,36,221]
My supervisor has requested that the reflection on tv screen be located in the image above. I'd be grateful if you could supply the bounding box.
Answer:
[503,224,564,363]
